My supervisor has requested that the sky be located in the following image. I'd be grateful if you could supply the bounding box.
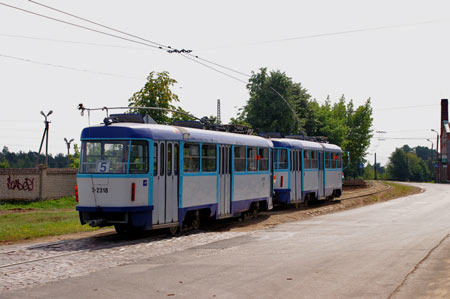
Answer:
[0,0,449,166]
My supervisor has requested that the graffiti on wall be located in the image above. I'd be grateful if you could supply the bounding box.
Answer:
[7,175,35,191]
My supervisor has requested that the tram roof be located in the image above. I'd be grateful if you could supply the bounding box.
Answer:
[320,143,342,152]
[271,138,341,152]
[81,123,273,147]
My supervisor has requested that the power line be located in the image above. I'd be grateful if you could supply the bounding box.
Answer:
[374,104,438,111]
[0,53,137,79]
[190,55,250,78]
[27,0,251,80]
[28,0,170,50]
[0,2,162,50]
[195,19,442,51]
[0,33,149,51]
[178,53,247,84]
[3,1,250,84]
[372,128,435,133]
[374,137,435,140]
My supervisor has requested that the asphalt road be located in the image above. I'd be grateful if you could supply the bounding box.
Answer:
[3,183,450,299]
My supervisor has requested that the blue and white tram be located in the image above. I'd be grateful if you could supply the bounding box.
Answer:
[271,139,342,205]
[76,122,273,232]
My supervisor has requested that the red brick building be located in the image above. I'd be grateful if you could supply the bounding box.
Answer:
[440,99,450,182]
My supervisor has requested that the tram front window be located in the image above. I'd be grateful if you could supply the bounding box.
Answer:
[80,140,129,174]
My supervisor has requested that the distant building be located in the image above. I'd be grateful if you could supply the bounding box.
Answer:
[440,99,450,182]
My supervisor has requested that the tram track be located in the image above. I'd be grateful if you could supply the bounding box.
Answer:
[0,231,169,270]
[0,181,403,272]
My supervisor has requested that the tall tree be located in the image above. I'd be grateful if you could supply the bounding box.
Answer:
[386,145,435,182]
[387,148,409,181]
[406,152,429,181]
[128,71,193,124]
[245,68,310,135]
[343,99,373,178]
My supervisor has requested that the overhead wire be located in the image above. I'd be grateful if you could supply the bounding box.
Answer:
[0,33,149,51]
[3,1,250,84]
[27,0,169,50]
[0,2,162,50]
[178,53,247,84]
[0,53,137,79]
[374,104,438,111]
[27,0,251,79]
[195,19,442,51]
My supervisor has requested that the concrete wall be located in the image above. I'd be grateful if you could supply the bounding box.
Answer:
[0,167,77,201]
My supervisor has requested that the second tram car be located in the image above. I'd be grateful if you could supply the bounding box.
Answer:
[271,138,342,205]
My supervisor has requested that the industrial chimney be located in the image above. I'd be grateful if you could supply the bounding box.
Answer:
[441,99,448,123]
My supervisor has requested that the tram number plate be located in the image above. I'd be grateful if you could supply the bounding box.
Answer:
[92,187,109,194]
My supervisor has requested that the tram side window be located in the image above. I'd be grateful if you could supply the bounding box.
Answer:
[247,147,257,171]
[298,151,302,170]
[311,151,318,169]
[291,151,296,171]
[184,143,200,172]
[304,150,311,169]
[294,151,298,171]
[259,148,269,171]
[275,149,288,170]
[202,144,217,172]
[167,143,172,175]
[160,143,165,176]
[335,153,342,168]
[325,152,331,169]
[174,144,179,175]
[153,143,158,175]
[234,146,246,172]
[130,140,148,174]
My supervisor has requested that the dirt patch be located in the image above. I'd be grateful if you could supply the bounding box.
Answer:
[0,208,36,215]
[0,208,74,215]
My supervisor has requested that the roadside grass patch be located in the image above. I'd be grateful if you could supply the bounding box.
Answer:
[381,181,421,200]
[0,196,76,211]
[0,211,98,242]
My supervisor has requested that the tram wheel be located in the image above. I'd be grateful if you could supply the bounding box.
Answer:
[114,224,132,235]
[168,225,179,236]
[191,214,201,230]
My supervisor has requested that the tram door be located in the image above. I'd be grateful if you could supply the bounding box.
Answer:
[290,150,297,201]
[218,145,231,216]
[153,141,179,225]
[318,151,325,199]
[292,150,302,201]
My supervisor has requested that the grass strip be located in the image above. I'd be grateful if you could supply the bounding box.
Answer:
[0,197,77,211]
[381,181,421,200]
[0,211,98,242]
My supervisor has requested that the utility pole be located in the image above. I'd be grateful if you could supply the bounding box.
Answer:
[431,129,439,182]
[217,99,221,124]
[64,138,74,155]
[37,110,53,167]
[374,153,377,180]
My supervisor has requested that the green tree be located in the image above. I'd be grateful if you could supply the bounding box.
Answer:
[244,68,310,135]
[69,144,80,169]
[342,99,373,178]
[312,96,348,145]
[406,152,429,181]
[128,71,193,124]
[387,148,409,181]
[0,158,9,168]
[386,145,434,182]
